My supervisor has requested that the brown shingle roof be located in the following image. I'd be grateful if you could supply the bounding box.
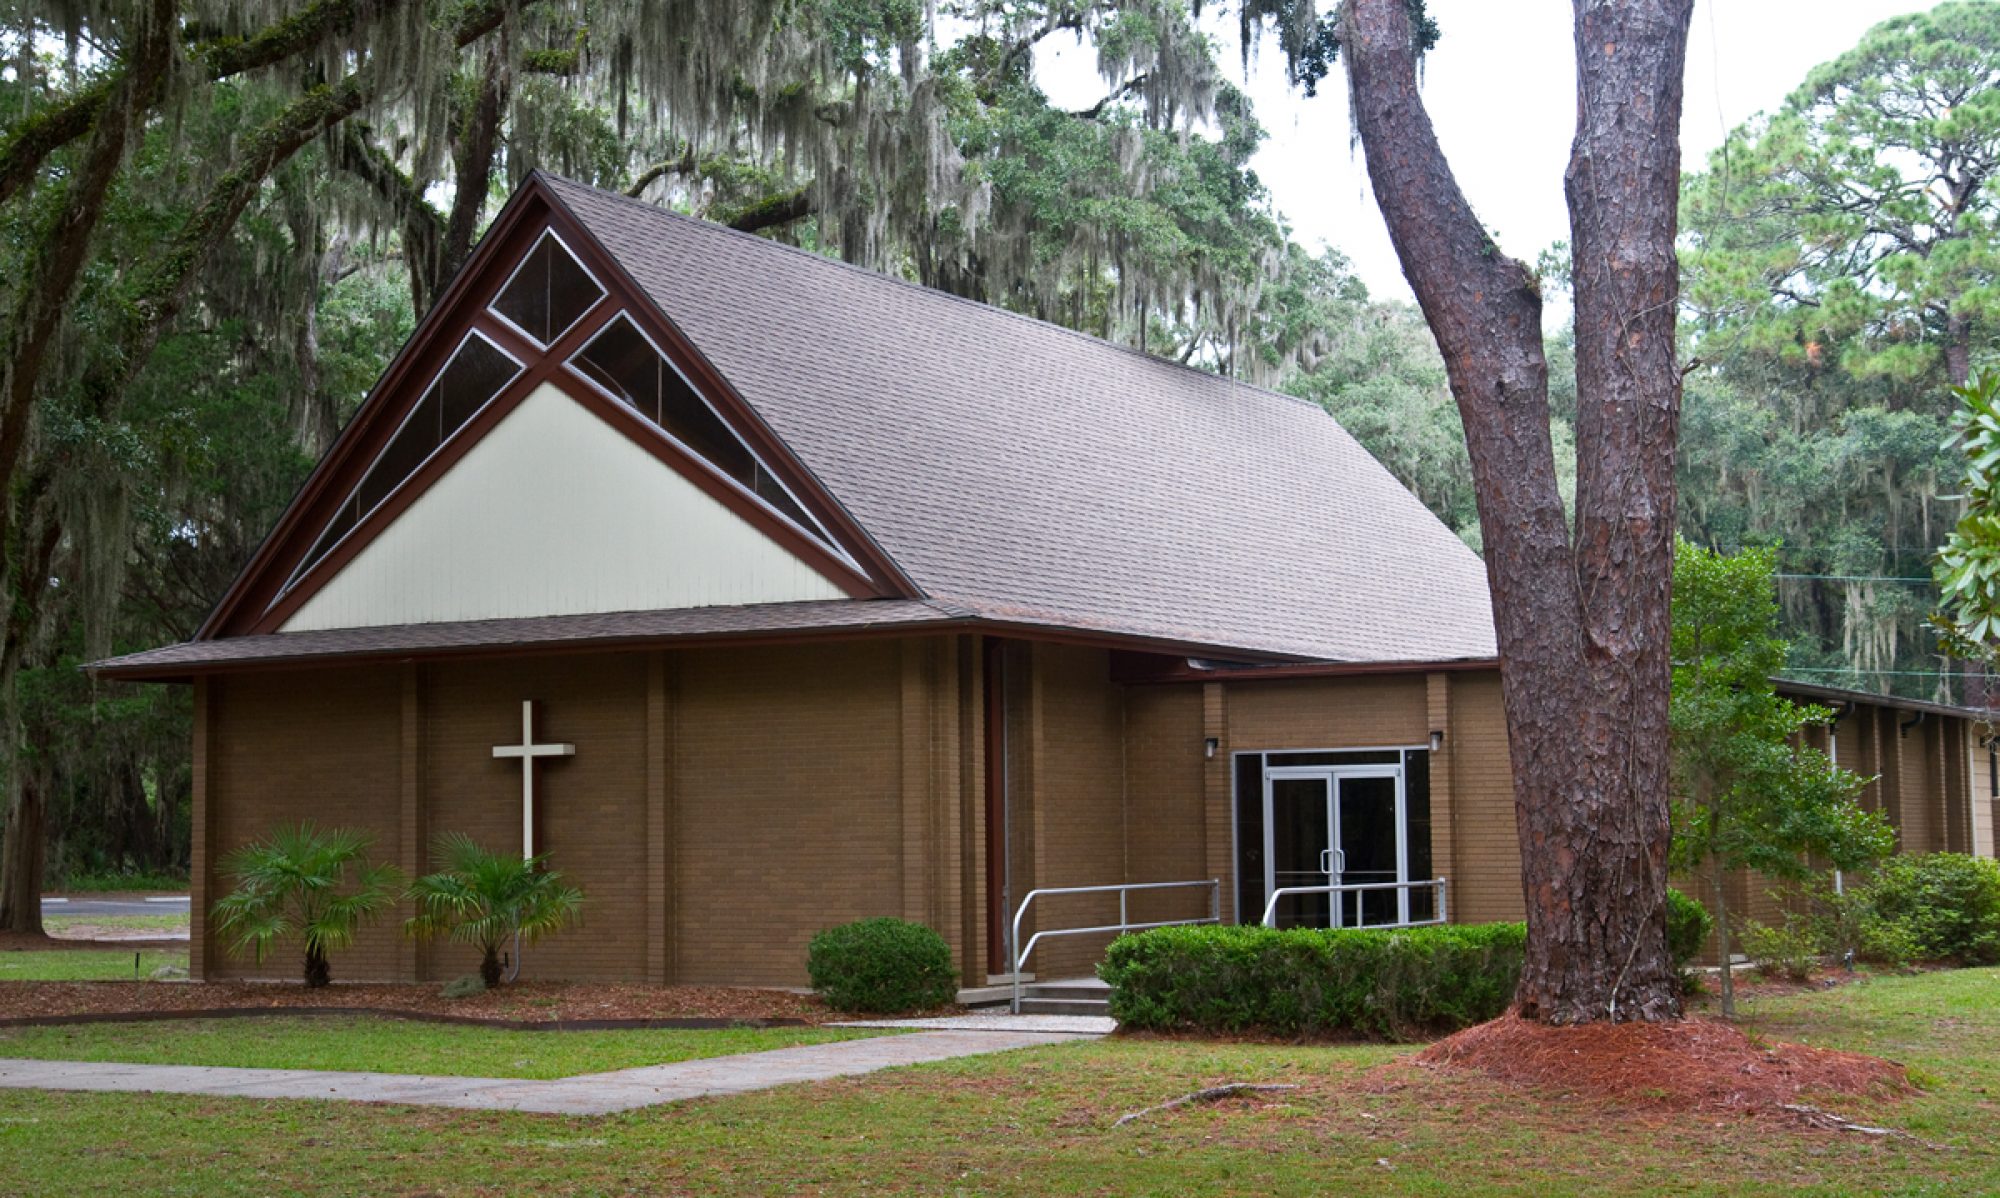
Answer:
[542,175,1496,663]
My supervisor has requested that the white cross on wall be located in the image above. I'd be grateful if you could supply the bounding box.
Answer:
[492,700,575,858]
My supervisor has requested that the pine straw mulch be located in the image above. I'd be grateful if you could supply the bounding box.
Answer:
[1413,1010,1913,1115]
[0,979,845,1027]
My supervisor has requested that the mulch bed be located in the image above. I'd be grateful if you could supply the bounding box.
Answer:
[0,979,840,1028]
[1415,1011,1912,1113]
[0,933,185,952]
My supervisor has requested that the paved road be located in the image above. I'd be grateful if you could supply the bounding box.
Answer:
[41,896,188,918]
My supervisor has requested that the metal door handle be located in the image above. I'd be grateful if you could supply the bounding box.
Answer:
[1319,848,1333,875]
[1335,849,1346,877]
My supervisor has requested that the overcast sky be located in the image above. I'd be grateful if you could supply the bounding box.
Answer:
[1035,1,1926,305]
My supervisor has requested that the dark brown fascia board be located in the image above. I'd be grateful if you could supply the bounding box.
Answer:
[1772,677,1998,724]
[1111,653,1500,685]
[249,183,902,631]
[195,184,558,640]
[533,172,922,601]
[87,612,1318,684]
[200,176,916,640]
[248,303,888,633]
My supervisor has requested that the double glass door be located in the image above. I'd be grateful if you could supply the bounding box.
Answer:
[1263,767,1407,929]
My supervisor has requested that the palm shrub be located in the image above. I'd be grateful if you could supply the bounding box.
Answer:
[210,823,403,988]
[404,833,585,987]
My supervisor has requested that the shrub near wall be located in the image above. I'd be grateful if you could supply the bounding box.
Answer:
[1100,923,1527,1040]
[807,917,958,1014]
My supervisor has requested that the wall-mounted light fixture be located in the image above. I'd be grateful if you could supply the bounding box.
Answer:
[1204,737,1219,759]
[1428,729,1444,753]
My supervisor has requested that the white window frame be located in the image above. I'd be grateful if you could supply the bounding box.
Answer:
[484,228,609,350]
[1246,749,1419,929]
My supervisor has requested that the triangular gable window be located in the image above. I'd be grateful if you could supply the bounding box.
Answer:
[568,312,834,545]
[488,230,605,346]
[285,331,523,590]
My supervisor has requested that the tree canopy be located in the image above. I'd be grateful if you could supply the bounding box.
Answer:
[1679,0,2000,703]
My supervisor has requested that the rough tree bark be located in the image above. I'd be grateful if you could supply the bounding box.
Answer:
[1340,0,1693,1022]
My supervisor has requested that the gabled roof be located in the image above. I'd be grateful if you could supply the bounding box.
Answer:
[541,174,1496,664]
[92,172,1497,678]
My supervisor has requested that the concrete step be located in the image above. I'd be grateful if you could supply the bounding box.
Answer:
[1025,982,1108,1001]
[1016,996,1111,1017]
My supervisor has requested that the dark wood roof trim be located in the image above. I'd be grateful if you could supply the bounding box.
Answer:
[88,609,1318,683]
[1773,677,1997,724]
[194,186,561,639]
[1110,654,1501,685]
[199,177,917,641]
[534,173,922,600]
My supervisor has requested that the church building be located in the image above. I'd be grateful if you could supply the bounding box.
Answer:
[91,174,1998,987]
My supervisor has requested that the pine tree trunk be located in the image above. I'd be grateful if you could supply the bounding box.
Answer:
[1341,0,1693,1023]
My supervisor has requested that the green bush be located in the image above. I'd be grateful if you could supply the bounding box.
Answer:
[1665,887,1714,970]
[1098,922,1526,1041]
[1740,917,1818,981]
[807,917,958,1013]
[1855,853,2000,966]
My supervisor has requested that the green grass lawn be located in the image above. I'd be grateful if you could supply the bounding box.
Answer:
[0,969,1995,1196]
[0,1015,884,1079]
[42,913,188,935]
[0,949,188,981]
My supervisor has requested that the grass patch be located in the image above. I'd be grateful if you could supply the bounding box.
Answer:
[0,949,187,982]
[0,970,1993,1195]
[0,1015,884,1080]
[42,914,187,934]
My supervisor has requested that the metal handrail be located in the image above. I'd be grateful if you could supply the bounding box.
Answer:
[1009,879,1219,1013]
[1259,877,1450,930]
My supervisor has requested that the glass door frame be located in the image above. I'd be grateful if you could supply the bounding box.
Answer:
[1261,764,1410,928]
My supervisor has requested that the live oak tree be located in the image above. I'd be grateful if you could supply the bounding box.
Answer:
[1667,538,1890,1018]
[1251,0,1697,1022]
[0,0,1321,930]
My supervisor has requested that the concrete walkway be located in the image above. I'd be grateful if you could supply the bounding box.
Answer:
[0,1027,1095,1116]
[833,1011,1117,1035]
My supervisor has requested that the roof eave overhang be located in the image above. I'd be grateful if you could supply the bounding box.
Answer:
[84,612,1323,684]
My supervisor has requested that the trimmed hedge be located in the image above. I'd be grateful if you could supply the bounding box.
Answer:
[1099,922,1526,1040]
[807,917,958,1014]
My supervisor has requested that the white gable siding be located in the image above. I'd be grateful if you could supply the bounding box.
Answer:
[280,382,844,632]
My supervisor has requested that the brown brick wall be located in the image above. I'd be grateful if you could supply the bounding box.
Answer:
[1435,672,1522,924]
[205,667,404,982]
[1222,676,1428,750]
[419,655,650,983]
[671,640,909,986]
[1123,684,1210,927]
[1023,643,1129,977]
